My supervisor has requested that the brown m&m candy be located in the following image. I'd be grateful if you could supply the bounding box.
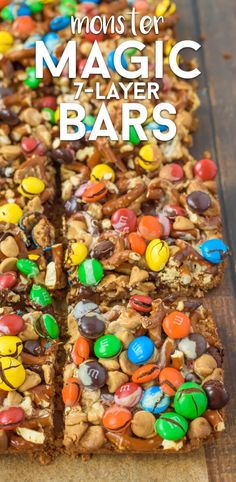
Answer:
[186,191,211,214]
[78,312,105,339]
[77,360,107,388]
[102,405,132,432]
[203,380,229,409]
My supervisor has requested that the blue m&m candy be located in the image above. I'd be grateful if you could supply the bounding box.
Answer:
[44,33,61,53]
[50,16,70,32]
[80,0,100,3]
[24,34,43,49]
[107,50,128,72]
[145,121,168,132]
[198,238,229,264]
[127,336,154,364]
[141,386,170,414]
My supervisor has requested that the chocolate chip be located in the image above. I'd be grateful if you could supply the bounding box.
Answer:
[73,300,100,321]
[23,340,46,356]
[186,191,211,214]
[50,148,74,164]
[206,346,223,367]
[64,197,80,216]
[0,108,20,127]
[178,333,207,360]
[203,380,229,409]
[91,240,115,259]
[78,360,107,388]
[79,312,105,339]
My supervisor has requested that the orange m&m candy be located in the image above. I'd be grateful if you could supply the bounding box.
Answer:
[62,377,81,407]
[138,216,163,241]
[128,232,146,255]
[71,336,90,366]
[132,364,160,384]
[162,311,190,339]
[102,405,132,433]
[13,17,36,39]
[82,182,107,203]
[159,368,185,396]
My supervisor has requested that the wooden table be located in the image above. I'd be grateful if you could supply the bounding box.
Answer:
[1,1,236,481]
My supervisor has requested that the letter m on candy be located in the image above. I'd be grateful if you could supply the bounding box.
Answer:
[35,41,76,78]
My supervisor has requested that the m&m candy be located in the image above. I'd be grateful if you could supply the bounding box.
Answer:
[159,163,184,182]
[145,239,170,271]
[0,272,17,290]
[82,182,107,202]
[0,314,24,335]
[186,191,211,214]
[78,360,107,389]
[94,334,122,359]
[111,208,137,234]
[162,311,190,339]
[194,159,218,181]
[0,203,23,225]
[137,144,162,171]
[90,164,115,183]
[78,258,104,286]
[62,378,81,407]
[129,126,140,145]
[129,295,153,313]
[34,313,60,339]
[114,382,142,408]
[127,336,154,364]
[198,239,229,264]
[0,336,23,358]
[102,405,132,432]
[128,232,146,255]
[78,311,105,339]
[159,368,185,396]
[16,259,39,278]
[0,31,14,53]
[138,216,163,241]
[24,66,41,89]
[155,0,176,17]
[66,242,88,266]
[155,412,188,441]
[132,364,160,384]
[141,386,170,414]
[174,382,208,419]
[71,336,90,366]
[0,357,25,391]
[18,177,45,198]
[50,16,70,31]
[30,284,52,307]
[107,50,128,72]
[0,407,25,430]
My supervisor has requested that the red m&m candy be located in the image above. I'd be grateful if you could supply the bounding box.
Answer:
[0,407,25,430]
[194,159,218,181]
[128,232,146,254]
[159,163,184,182]
[138,216,163,241]
[111,208,137,234]
[159,368,185,396]
[162,311,190,339]
[0,272,17,290]
[114,382,142,408]
[0,314,24,335]
[129,294,153,313]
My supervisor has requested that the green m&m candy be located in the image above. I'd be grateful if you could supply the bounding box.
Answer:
[34,314,59,340]
[174,382,208,420]
[155,412,188,441]
[129,126,140,145]
[16,259,39,278]
[42,108,55,124]
[24,66,41,90]
[30,284,52,307]
[78,258,104,286]
[94,334,122,359]
[1,7,14,22]
[26,0,43,14]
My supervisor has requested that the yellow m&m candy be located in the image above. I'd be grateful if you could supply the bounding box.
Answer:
[18,177,45,198]
[0,336,23,358]
[0,203,23,224]
[91,164,115,183]
[0,32,14,54]
[155,0,176,17]
[66,242,88,266]
[55,107,60,123]
[137,144,162,171]
[0,357,25,391]
[146,239,170,272]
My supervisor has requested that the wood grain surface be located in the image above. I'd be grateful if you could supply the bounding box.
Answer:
[1,1,236,481]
